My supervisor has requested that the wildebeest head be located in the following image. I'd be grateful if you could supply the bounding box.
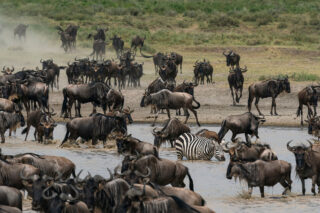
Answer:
[29,175,54,210]
[17,111,25,127]
[152,128,167,148]
[40,59,53,70]
[249,114,266,137]
[223,50,236,66]
[279,76,291,93]
[287,140,313,172]
[116,134,135,154]
[2,66,14,75]
[140,92,152,107]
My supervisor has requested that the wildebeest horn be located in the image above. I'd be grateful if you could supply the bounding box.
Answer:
[105,168,114,182]
[286,140,294,152]
[114,165,121,176]
[306,140,313,150]
[241,65,248,72]
[223,51,228,56]
[42,185,57,200]
[134,167,151,178]
[75,169,84,183]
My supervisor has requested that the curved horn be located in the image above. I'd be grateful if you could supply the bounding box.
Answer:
[241,65,248,72]
[105,168,114,182]
[40,59,43,63]
[306,140,313,149]
[223,51,228,56]
[75,169,83,183]
[134,167,151,178]
[286,140,294,152]
[42,185,57,200]
[20,167,31,180]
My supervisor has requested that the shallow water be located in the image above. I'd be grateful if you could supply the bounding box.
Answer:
[1,123,319,213]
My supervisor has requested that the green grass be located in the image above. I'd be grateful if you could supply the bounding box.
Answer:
[259,73,320,82]
[1,0,320,51]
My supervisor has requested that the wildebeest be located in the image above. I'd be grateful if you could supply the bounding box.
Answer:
[152,118,190,148]
[0,186,22,210]
[248,76,291,116]
[140,51,167,75]
[110,35,124,58]
[56,25,79,51]
[306,116,320,139]
[223,50,240,69]
[195,129,219,141]
[140,89,201,126]
[218,112,266,144]
[107,88,124,111]
[40,59,64,90]
[131,35,146,53]
[90,39,106,61]
[222,140,277,162]
[87,28,108,41]
[287,140,320,195]
[170,52,183,74]
[193,60,213,85]
[116,134,159,157]
[61,82,110,118]
[159,59,178,82]
[297,86,320,125]
[228,66,247,105]
[0,111,25,143]
[0,98,20,113]
[226,160,292,197]
[121,154,194,190]
[2,66,14,75]
[14,24,28,40]
[174,81,198,116]
[61,113,127,146]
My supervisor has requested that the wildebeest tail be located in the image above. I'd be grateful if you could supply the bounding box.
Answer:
[61,88,68,116]
[192,97,201,109]
[21,127,28,135]
[218,120,226,141]
[186,169,194,191]
[296,106,302,117]
[139,49,153,58]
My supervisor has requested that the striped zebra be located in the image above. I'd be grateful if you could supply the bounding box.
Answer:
[175,133,225,161]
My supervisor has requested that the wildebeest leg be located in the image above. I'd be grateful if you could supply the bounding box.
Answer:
[312,175,317,195]
[34,130,37,141]
[24,125,30,141]
[259,186,264,198]
[248,186,253,197]
[92,103,97,114]
[152,112,159,127]
[301,179,306,195]
[230,86,236,105]
[68,99,74,118]
[307,103,313,118]
[231,132,237,142]
[245,134,252,144]
[77,102,82,117]
[255,97,263,116]
[189,108,200,127]
[0,131,4,143]
[271,97,278,115]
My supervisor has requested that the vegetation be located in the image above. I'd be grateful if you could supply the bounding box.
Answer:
[258,73,320,82]
[1,0,320,51]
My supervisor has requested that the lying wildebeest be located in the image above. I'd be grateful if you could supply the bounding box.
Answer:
[90,39,106,61]
[222,140,277,162]
[218,112,265,144]
[14,24,28,40]
[21,109,56,142]
[107,89,124,111]
[0,205,22,213]
[170,52,183,74]
[297,86,320,125]
[195,129,219,141]
[140,89,201,126]
[140,51,167,75]
[223,50,240,69]
[248,76,291,116]
[226,160,292,198]
[131,35,146,53]
[0,186,22,210]
[287,140,320,195]
[61,82,110,118]
[110,35,124,58]
[228,66,247,105]
[4,153,75,179]
[152,118,190,148]
[61,113,127,146]
[116,134,159,157]
[0,111,25,143]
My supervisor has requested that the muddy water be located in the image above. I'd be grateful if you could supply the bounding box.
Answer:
[1,123,319,213]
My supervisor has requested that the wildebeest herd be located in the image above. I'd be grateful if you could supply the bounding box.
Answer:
[1,23,320,212]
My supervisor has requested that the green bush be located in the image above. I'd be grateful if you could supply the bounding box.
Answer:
[208,14,239,28]
[291,72,320,81]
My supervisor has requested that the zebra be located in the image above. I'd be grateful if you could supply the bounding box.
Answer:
[175,133,225,161]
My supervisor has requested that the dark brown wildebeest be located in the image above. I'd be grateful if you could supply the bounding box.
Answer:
[21,109,56,143]
[152,118,190,148]
[90,39,106,61]
[60,82,110,118]
[306,116,320,139]
[0,159,40,192]
[121,154,194,191]
[14,24,28,40]
[223,50,240,69]
[131,35,146,54]
[226,160,292,198]
[105,107,134,124]
[40,59,65,90]
[287,140,320,195]
[0,111,25,143]
[65,24,80,49]
[248,76,291,116]
[170,52,183,74]
[218,112,266,144]
[193,60,213,85]
[228,66,247,105]
[110,35,124,58]
[106,88,124,111]
[195,129,219,141]
[56,28,73,52]
[0,205,22,213]
[159,59,178,82]
[140,89,201,126]
[116,134,159,157]
[140,50,167,75]
[297,86,320,125]
[87,28,108,41]
[61,113,127,146]
[222,140,277,162]
[0,186,22,210]
[56,25,79,50]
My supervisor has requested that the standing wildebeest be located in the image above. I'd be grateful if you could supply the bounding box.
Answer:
[40,59,65,90]
[21,109,56,143]
[56,25,79,50]
[152,118,190,148]
[248,76,291,116]
[226,160,292,197]
[287,140,320,195]
[193,60,213,85]
[107,89,124,111]
[297,86,320,125]
[0,111,25,143]
[61,82,110,118]
[116,134,159,157]
[121,154,194,190]
[2,66,14,75]
[306,116,320,139]
[170,52,183,74]
[131,35,146,54]
[223,50,240,69]
[218,112,266,144]
[140,89,201,126]
[110,35,124,58]
[14,24,28,40]
[90,39,106,61]
[174,81,198,116]
[159,59,178,82]
[140,51,167,75]
[0,186,22,210]
[87,28,108,41]
[61,113,127,146]
[228,66,247,105]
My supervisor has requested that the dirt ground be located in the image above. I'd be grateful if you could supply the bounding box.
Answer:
[1,29,320,127]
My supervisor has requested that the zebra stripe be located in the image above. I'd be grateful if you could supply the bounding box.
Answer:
[175,133,224,161]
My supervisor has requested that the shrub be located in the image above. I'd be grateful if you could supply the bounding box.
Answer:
[291,72,320,81]
[208,14,239,28]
